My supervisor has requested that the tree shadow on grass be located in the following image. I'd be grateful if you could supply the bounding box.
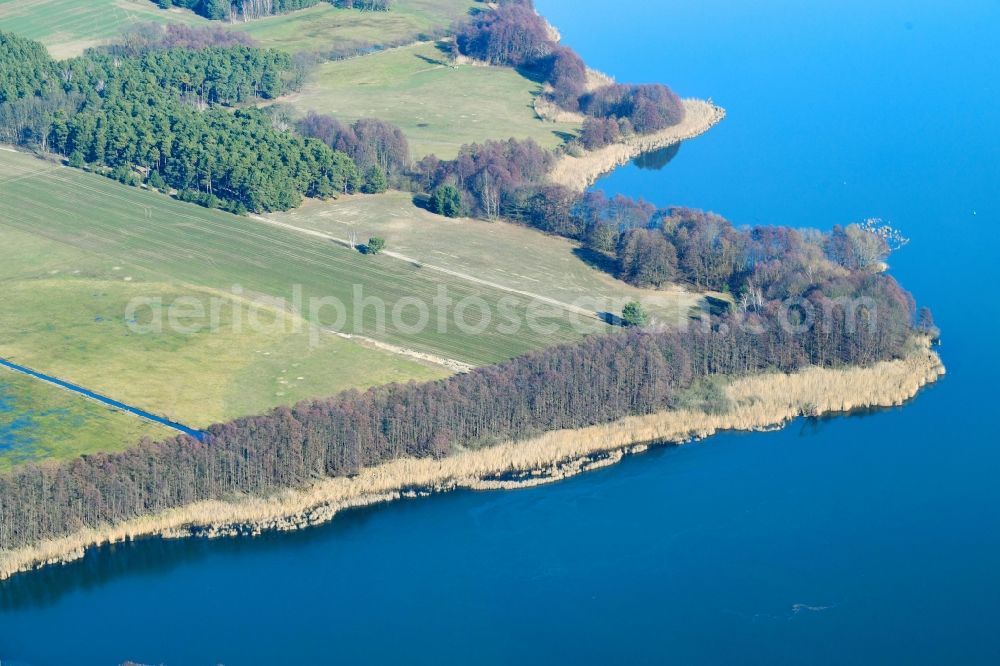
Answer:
[415,52,449,67]
[599,311,625,326]
[515,62,550,84]
[704,295,733,317]
[572,247,619,278]
[412,193,434,213]
[433,41,455,58]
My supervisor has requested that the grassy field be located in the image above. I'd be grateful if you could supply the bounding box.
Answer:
[0,149,592,402]
[0,366,173,470]
[0,0,474,59]
[0,0,207,58]
[235,0,476,55]
[0,261,448,428]
[285,41,581,159]
[0,150,466,439]
[267,192,705,323]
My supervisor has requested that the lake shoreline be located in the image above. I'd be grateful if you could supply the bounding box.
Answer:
[0,339,944,581]
[547,99,727,191]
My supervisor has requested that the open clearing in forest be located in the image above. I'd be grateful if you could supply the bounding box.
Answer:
[0,150,595,450]
[284,41,581,159]
[267,191,706,324]
[0,0,475,59]
[0,365,173,471]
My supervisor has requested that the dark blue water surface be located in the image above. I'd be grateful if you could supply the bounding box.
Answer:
[2,1,998,663]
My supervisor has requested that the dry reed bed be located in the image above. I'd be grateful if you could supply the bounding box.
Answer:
[547,99,727,191]
[0,341,943,580]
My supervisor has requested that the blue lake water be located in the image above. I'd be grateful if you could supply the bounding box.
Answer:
[1,0,998,663]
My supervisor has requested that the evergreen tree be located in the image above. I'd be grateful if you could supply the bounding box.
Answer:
[431,185,463,218]
[363,165,388,194]
[622,302,648,328]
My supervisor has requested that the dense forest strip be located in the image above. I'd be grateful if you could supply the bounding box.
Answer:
[547,100,727,191]
[0,339,943,580]
[0,278,924,558]
[0,359,205,440]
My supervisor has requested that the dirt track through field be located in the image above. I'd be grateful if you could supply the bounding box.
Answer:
[0,150,591,368]
[254,216,603,321]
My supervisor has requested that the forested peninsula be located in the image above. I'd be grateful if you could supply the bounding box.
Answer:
[0,0,944,578]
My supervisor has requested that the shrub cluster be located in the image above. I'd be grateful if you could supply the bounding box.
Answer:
[298,112,411,184]
[413,137,554,219]
[114,23,258,55]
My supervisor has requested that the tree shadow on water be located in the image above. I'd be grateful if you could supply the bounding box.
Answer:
[0,500,399,611]
[633,143,681,171]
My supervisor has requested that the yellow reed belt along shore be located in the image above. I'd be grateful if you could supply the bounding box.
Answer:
[547,99,727,191]
[0,340,944,580]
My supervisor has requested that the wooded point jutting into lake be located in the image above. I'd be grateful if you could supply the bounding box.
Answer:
[1,0,996,663]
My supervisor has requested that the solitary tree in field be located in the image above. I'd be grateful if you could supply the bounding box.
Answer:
[622,301,648,328]
[366,237,386,255]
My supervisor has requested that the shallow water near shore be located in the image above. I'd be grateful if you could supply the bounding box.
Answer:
[2,0,999,663]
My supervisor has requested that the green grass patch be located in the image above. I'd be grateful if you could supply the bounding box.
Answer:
[0,366,173,471]
[0,0,207,58]
[267,191,705,324]
[285,41,581,159]
[0,0,474,59]
[235,0,476,55]
[0,149,590,374]
[0,272,447,428]
[0,151,461,448]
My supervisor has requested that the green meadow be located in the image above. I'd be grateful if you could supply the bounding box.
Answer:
[0,366,173,470]
[0,150,459,452]
[236,0,476,55]
[0,150,595,445]
[0,0,475,58]
[286,41,581,159]
[267,191,705,324]
[0,0,207,58]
